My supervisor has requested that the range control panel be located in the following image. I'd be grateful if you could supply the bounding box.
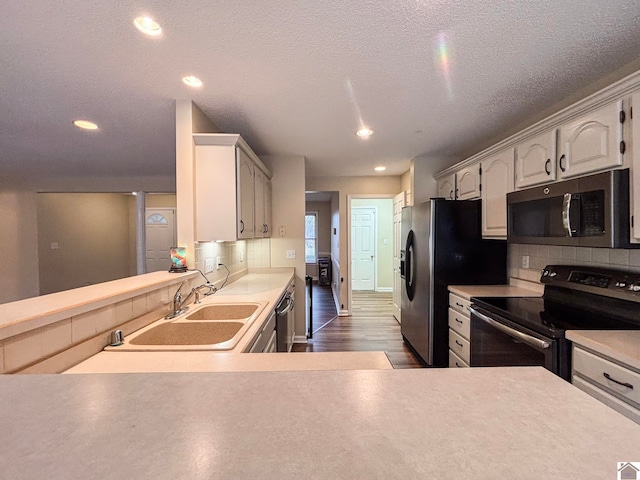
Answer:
[541,265,640,301]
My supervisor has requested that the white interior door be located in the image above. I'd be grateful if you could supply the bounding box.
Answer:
[351,207,376,291]
[145,209,176,272]
[392,192,405,322]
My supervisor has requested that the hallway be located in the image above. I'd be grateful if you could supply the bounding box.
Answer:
[292,285,422,369]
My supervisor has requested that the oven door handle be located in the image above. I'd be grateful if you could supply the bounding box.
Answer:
[469,307,551,350]
[562,193,574,237]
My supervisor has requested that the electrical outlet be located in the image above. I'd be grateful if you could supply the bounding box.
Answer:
[286,249,296,259]
[216,256,221,270]
[522,255,530,269]
[205,259,214,272]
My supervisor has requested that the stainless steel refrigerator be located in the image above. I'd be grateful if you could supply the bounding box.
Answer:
[400,199,507,366]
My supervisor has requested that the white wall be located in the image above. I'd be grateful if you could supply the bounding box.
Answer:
[306,176,401,313]
[261,155,307,339]
[37,193,132,295]
[0,189,39,303]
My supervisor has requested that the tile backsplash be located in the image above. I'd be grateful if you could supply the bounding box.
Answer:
[509,244,640,283]
[194,239,271,281]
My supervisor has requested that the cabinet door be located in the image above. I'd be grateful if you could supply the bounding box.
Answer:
[437,174,455,200]
[194,145,238,242]
[558,100,623,179]
[481,148,514,238]
[264,178,272,238]
[455,163,481,200]
[254,168,266,238]
[237,147,255,239]
[515,130,557,189]
[632,92,640,241]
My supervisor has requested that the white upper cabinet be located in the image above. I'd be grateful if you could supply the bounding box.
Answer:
[632,91,640,241]
[437,174,456,200]
[254,168,272,238]
[558,100,624,179]
[515,130,557,189]
[481,148,515,238]
[237,148,255,239]
[193,134,271,242]
[264,178,272,238]
[455,163,481,200]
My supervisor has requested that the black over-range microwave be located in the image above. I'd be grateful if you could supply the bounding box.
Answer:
[507,169,635,248]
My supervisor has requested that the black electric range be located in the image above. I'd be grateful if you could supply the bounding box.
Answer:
[467,265,640,380]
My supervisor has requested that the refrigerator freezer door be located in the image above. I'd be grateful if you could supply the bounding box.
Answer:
[400,202,433,364]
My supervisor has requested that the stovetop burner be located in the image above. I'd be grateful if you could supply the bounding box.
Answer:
[471,265,640,339]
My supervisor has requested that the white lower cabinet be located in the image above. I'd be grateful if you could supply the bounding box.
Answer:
[449,350,468,368]
[572,346,640,424]
[448,292,471,367]
[247,311,277,353]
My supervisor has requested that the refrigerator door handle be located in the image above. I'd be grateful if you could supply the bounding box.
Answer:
[405,229,415,301]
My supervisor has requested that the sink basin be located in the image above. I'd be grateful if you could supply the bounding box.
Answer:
[128,321,244,346]
[185,303,260,320]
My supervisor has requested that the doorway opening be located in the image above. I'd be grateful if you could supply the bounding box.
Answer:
[347,195,395,317]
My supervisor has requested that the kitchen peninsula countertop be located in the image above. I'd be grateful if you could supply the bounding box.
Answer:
[2,367,639,479]
[64,351,393,373]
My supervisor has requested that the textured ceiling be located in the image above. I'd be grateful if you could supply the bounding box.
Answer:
[2,1,640,182]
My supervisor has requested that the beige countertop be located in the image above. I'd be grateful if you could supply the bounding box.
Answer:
[567,330,640,371]
[2,367,639,479]
[64,351,393,373]
[448,284,543,299]
[0,270,198,341]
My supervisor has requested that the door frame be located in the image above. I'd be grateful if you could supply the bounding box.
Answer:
[346,194,395,315]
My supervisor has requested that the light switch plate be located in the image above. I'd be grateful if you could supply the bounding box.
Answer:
[286,249,296,259]
[522,255,530,269]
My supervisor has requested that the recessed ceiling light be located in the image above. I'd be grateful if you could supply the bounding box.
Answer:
[182,75,203,88]
[356,127,374,137]
[374,166,386,172]
[73,120,99,130]
[134,16,162,36]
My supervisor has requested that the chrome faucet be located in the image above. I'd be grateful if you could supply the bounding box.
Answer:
[166,281,217,319]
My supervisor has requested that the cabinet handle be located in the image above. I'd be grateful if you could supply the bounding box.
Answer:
[240,220,245,233]
[455,340,463,348]
[603,372,634,390]
[455,318,463,324]
[544,158,551,175]
[455,362,461,368]
[559,154,566,172]
[455,302,464,308]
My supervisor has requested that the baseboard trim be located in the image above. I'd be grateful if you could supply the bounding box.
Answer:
[293,335,308,344]
[376,287,393,292]
[338,309,349,317]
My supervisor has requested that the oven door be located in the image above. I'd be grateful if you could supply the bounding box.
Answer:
[468,306,568,380]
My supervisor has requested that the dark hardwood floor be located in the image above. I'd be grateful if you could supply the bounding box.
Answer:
[293,285,422,369]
